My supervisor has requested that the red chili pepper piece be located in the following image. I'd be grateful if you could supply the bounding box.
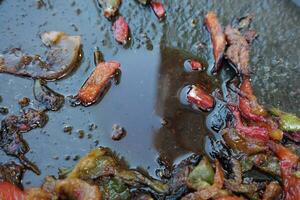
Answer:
[190,60,204,71]
[77,61,120,106]
[268,141,300,200]
[232,108,269,141]
[239,78,267,122]
[112,16,129,44]
[187,85,214,111]
[150,2,166,20]
[0,182,26,200]
[204,11,226,74]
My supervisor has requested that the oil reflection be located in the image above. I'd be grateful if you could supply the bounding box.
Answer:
[153,46,219,168]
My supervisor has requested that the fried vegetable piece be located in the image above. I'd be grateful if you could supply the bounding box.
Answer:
[0,120,40,174]
[187,157,215,189]
[239,78,267,122]
[98,0,121,18]
[132,193,153,200]
[249,153,281,176]
[270,108,300,132]
[25,188,53,200]
[3,108,48,133]
[187,85,215,111]
[55,178,102,200]
[224,158,258,194]
[224,26,250,77]
[183,159,229,200]
[0,181,26,200]
[67,147,169,194]
[0,31,81,80]
[166,154,201,196]
[262,181,282,200]
[34,79,65,111]
[29,176,102,200]
[0,162,24,188]
[68,148,119,180]
[284,132,300,143]
[150,2,166,20]
[77,61,120,106]
[112,16,129,44]
[117,169,169,194]
[98,177,130,200]
[204,11,226,74]
[268,141,300,200]
[232,108,269,141]
[222,128,268,155]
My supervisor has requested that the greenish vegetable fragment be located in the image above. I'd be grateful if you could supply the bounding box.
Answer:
[58,167,73,179]
[68,147,119,180]
[293,171,300,178]
[240,157,254,172]
[116,170,169,194]
[100,177,131,200]
[187,157,214,190]
[67,147,169,194]
[270,108,300,132]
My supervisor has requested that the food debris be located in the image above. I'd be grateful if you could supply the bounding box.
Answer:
[63,125,73,134]
[0,118,41,174]
[187,85,215,111]
[93,47,104,66]
[77,130,85,139]
[0,162,24,188]
[204,11,226,74]
[243,29,258,43]
[34,79,65,111]
[98,0,121,18]
[18,97,30,108]
[0,31,81,80]
[112,16,129,44]
[137,0,149,5]
[237,14,254,30]
[224,26,250,77]
[150,2,166,20]
[239,78,267,122]
[77,61,120,106]
[186,59,205,71]
[88,123,98,131]
[0,107,9,115]
[3,109,48,133]
[111,124,126,141]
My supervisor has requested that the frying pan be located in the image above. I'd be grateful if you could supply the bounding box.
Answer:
[0,0,299,187]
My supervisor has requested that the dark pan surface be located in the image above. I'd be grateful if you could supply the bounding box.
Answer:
[0,0,299,187]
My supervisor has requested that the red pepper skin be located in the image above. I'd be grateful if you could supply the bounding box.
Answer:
[112,16,129,44]
[232,108,269,141]
[77,61,120,106]
[187,85,214,111]
[190,60,204,71]
[268,141,300,200]
[0,182,26,200]
[204,11,226,74]
[150,2,166,20]
[239,78,267,122]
